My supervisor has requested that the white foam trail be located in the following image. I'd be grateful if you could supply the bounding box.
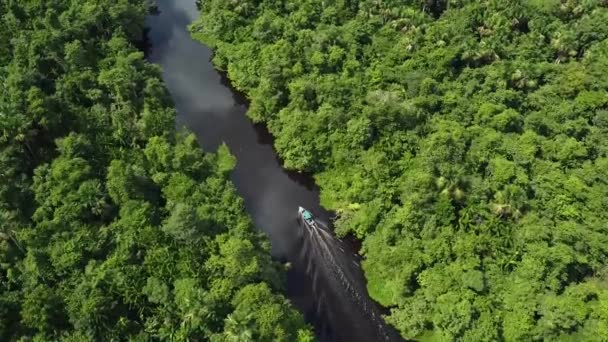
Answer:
[298,219,398,341]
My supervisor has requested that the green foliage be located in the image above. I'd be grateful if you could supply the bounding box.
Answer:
[193,0,608,340]
[212,283,314,342]
[0,0,310,340]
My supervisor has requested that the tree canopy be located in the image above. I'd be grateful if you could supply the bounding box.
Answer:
[0,0,312,340]
[193,0,608,340]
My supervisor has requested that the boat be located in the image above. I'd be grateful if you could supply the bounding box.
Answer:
[298,206,317,228]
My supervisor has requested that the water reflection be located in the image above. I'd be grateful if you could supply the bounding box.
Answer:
[146,1,402,341]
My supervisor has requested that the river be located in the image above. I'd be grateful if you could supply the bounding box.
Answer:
[146,1,402,341]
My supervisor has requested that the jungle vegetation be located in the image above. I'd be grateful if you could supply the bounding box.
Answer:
[0,0,313,341]
[193,0,608,340]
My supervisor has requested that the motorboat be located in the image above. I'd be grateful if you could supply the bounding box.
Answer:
[298,206,317,228]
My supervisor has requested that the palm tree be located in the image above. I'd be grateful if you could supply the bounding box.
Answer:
[223,313,254,342]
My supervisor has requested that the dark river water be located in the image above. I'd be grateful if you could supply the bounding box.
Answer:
[146,1,402,341]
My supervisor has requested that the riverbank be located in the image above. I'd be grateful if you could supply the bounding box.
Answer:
[145,1,402,341]
[191,1,608,340]
[0,0,312,340]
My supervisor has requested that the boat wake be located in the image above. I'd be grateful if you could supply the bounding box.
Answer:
[296,209,403,342]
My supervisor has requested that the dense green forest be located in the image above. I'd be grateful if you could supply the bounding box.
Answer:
[193,0,608,340]
[0,0,313,340]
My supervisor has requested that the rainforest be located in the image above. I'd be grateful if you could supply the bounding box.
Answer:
[192,0,608,340]
[0,1,312,341]
[2,0,608,341]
